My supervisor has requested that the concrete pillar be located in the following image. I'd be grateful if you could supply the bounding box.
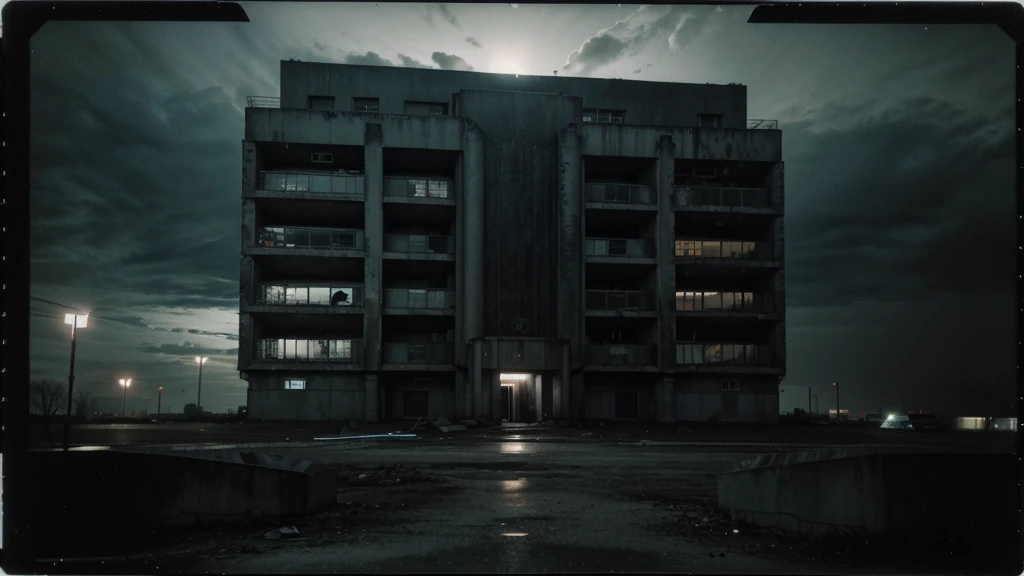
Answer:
[556,128,584,382]
[656,135,677,420]
[560,344,571,419]
[238,312,253,372]
[364,374,378,422]
[656,376,674,422]
[769,162,785,213]
[472,339,484,417]
[534,375,542,422]
[491,341,501,420]
[364,124,384,374]
[454,153,466,418]
[462,125,485,342]
[552,375,562,419]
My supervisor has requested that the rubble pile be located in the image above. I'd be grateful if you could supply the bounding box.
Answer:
[337,465,429,487]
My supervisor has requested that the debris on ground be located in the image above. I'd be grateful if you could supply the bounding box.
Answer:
[313,433,418,441]
[264,526,300,540]
[434,417,452,428]
[581,432,594,438]
[438,425,467,432]
[462,419,479,427]
[410,418,426,432]
[339,465,429,487]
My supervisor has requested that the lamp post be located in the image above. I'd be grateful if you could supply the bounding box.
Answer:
[832,381,840,421]
[119,378,132,416]
[158,386,163,416]
[62,313,89,452]
[195,357,209,416]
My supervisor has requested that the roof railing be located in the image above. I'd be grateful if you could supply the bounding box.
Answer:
[746,119,778,130]
[246,96,281,109]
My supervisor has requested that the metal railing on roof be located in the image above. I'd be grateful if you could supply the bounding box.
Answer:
[247,96,281,109]
[746,119,778,130]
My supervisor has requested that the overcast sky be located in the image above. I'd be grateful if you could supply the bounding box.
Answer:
[27,3,1015,416]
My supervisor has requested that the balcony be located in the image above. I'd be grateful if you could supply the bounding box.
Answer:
[257,171,364,201]
[585,238,655,261]
[586,344,658,370]
[384,178,455,203]
[383,234,454,260]
[676,341,777,371]
[746,119,778,130]
[383,288,455,314]
[585,290,655,317]
[675,291,775,315]
[249,284,364,315]
[253,338,365,369]
[673,186,773,212]
[585,184,654,207]
[257,226,365,252]
[383,342,456,368]
[246,96,280,109]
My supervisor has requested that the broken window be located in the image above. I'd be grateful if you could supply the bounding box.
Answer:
[353,97,379,113]
[583,108,624,123]
[285,379,306,390]
[721,380,739,392]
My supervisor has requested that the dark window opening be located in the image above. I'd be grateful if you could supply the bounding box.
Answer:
[405,101,449,116]
[308,96,335,110]
[353,97,380,113]
[311,152,334,164]
[721,380,740,392]
[698,113,722,128]
[615,391,639,419]
[403,391,429,418]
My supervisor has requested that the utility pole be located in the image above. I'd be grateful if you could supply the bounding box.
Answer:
[63,315,80,452]
[158,386,163,415]
[833,381,840,420]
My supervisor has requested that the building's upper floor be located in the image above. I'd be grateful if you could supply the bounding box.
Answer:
[272,60,752,130]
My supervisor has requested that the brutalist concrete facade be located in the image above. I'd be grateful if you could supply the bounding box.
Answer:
[239,61,785,423]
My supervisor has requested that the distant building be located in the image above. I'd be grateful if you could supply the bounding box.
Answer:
[239,61,786,424]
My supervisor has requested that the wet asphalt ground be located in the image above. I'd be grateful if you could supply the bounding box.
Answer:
[36,425,1017,575]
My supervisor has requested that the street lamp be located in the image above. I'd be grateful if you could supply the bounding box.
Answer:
[119,378,132,416]
[158,386,163,415]
[195,357,209,416]
[62,313,89,452]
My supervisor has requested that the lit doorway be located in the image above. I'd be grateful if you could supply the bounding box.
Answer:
[500,373,532,423]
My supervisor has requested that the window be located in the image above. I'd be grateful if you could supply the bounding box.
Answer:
[334,231,356,249]
[698,113,722,128]
[583,108,624,123]
[285,379,306,390]
[353,97,379,113]
[408,344,427,362]
[404,101,448,116]
[408,289,428,308]
[308,96,335,110]
[608,239,627,257]
[311,152,334,164]
[721,380,739,392]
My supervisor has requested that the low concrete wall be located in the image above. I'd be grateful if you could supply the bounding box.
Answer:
[717,448,1018,554]
[27,449,337,532]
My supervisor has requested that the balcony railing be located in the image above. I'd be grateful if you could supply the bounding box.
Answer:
[247,96,281,109]
[586,238,655,258]
[255,338,364,363]
[384,288,454,310]
[586,344,657,367]
[586,290,655,312]
[675,291,774,313]
[674,240,774,261]
[257,285,365,307]
[746,119,778,130]
[674,186,770,209]
[585,184,654,206]
[383,342,455,364]
[384,234,454,255]
[676,342,774,367]
[384,178,453,200]
[260,171,364,199]
[258,227,365,251]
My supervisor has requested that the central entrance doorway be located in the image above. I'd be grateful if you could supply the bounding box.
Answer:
[499,373,533,423]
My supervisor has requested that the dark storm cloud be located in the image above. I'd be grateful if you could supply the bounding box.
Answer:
[187,328,240,341]
[344,51,396,67]
[431,51,473,71]
[562,6,702,75]
[138,341,237,358]
[426,4,462,29]
[783,96,1014,309]
[397,54,431,69]
[465,36,483,49]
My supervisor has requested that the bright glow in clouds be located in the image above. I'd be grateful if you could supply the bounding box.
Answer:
[488,55,524,75]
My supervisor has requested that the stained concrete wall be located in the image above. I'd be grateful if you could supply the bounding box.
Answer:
[280,61,747,129]
[382,374,455,419]
[674,377,779,422]
[717,450,1017,558]
[247,373,366,421]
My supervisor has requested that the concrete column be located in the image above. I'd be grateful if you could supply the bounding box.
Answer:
[364,124,384,375]
[656,376,674,422]
[560,344,571,420]
[556,128,584,373]
[472,339,484,417]
[552,376,562,419]
[534,375,543,423]
[655,134,677,421]
[769,162,785,213]
[238,312,253,372]
[364,374,378,422]
[462,125,485,342]
[491,368,502,421]
[242,140,258,195]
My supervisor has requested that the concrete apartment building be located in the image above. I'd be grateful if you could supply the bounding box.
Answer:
[239,60,785,423]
